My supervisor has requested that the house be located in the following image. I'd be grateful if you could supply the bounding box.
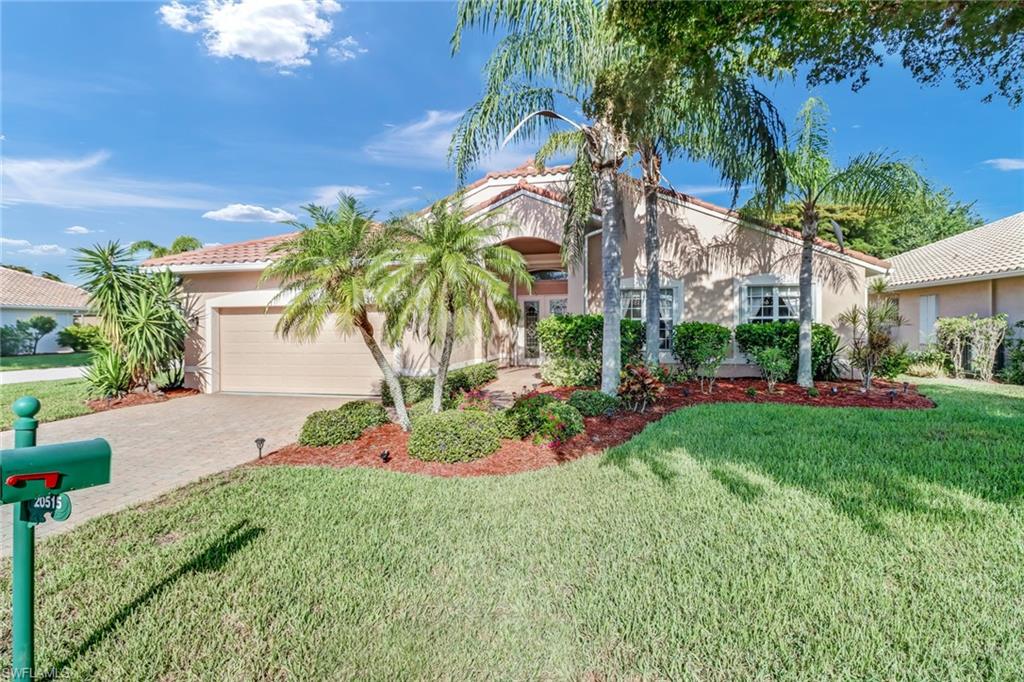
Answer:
[142,162,888,396]
[881,211,1024,352]
[0,267,90,353]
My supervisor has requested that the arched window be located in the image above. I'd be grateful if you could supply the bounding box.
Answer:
[531,269,568,281]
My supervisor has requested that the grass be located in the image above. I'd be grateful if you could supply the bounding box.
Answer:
[0,379,92,430]
[1,380,1022,679]
[0,352,91,371]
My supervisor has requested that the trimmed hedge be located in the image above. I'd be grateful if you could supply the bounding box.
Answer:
[298,400,390,447]
[535,402,584,444]
[536,314,644,366]
[567,389,619,417]
[539,357,600,387]
[380,362,498,407]
[408,409,502,462]
[500,393,558,439]
[671,322,733,379]
[734,321,842,381]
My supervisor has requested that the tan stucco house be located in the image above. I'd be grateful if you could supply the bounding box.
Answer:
[879,211,1024,352]
[143,162,888,396]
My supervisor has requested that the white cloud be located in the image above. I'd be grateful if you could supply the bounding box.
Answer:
[412,185,423,191]
[1,151,211,209]
[363,110,533,171]
[203,203,296,222]
[158,0,341,71]
[983,158,1024,171]
[64,225,93,234]
[327,34,368,61]
[311,184,376,204]
[1,237,65,256]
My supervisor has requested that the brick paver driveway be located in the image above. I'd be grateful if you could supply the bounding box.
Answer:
[0,393,341,552]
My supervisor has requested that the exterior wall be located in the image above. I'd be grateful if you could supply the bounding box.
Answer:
[0,307,80,354]
[892,274,1024,351]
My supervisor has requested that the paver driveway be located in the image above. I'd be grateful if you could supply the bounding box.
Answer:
[0,393,341,552]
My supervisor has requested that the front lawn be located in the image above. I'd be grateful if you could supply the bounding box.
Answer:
[0,379,92,430]
[2,381,1021,678]
[0,352,91,371]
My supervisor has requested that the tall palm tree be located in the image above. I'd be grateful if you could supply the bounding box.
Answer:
[261,198,413,431]
[747,98,923,387]
[130,235,203,259]
[450,0,632,395]
[377,198,531,413]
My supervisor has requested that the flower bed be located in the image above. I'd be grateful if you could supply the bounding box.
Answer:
[257,378,934,478]
[86,387,199,413]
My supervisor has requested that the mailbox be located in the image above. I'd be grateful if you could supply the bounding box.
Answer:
[0,439,111,505]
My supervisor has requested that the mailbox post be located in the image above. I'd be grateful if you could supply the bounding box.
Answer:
[3,397,111,680]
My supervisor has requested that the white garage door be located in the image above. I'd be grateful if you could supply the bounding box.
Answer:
[217,307,383,395]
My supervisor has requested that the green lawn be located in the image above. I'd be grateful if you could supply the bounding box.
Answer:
[0,379,92,430]
[2,381,1022,679]
[0,352,90,371]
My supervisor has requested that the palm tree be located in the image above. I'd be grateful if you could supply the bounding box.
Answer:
[130,235,203,259]
[747,98,922,387]
[450,0,632,395]
[261,198,413,431]
[377,198,531,413]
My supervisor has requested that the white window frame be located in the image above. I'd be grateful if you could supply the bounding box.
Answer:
[731,274,821,364]
[619,277,684,360]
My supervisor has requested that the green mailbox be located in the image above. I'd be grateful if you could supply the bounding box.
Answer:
[1,438,111,504]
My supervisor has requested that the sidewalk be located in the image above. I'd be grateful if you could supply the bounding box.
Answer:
[0,366,88,385]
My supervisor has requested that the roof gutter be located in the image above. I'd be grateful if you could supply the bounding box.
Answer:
[139,261,273,275]
[879,268,1024,292]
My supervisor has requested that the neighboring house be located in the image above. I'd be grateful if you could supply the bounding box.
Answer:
[880,211,1024,353]
[0,267,90,353]
[143,161,887,396]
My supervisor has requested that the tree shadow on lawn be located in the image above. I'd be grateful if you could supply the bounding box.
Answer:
[601,384,1023,533]
[50,520,263,676]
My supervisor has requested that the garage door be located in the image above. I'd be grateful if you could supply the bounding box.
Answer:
[218,307,383,395]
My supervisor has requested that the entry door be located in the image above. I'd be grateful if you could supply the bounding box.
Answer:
[523,300,541,362]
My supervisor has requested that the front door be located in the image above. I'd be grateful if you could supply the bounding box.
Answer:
[522,300,540,363]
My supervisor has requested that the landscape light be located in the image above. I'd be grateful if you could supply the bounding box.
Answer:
[380,450,391,464]
[255,437,266,459]
[903,381,909,394]
[888,389,897,403]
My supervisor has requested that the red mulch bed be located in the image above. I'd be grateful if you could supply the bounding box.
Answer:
[86,387,199,413]
[255,378,934,479]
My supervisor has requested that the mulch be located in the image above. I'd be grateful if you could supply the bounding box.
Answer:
[86,387,199,413]
[255,378,934,479]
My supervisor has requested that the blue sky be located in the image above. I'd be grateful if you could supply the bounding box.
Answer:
[2,1,1022,283]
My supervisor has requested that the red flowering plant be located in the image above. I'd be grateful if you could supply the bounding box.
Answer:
[459,389,493,412]
[617,364,665,413]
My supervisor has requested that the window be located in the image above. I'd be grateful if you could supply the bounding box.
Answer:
[549,298,567,315]
[620,288,674,350]
[531,269,567,281]
[745,285,800,323]
[919,294,938,345]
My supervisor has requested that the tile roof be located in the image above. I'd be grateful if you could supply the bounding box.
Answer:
[142,161,888,272]
[142,232,298,268]
[0,267,89,310]
[885,211,1024,288]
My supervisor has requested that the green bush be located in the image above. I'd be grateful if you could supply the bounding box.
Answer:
[755,347,791,393]
[298,400,390,447]
[534,402,585,445]
[408,409,502,462]
[905,345,949,378]
[0,324,30,356]
[876,344,911,380]
[536,314,644,365]
[734,321,842,381]
[380,362,497,406]
[999,321,1024,385]
[539,357,600,387]
[84,346,133,397]
[618,364,665,412]
[671,322,732,380]
[567,389,619,417]
[500,393,558,439]
[57,324,103,352]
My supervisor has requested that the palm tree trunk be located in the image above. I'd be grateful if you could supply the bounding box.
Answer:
[642,152,662,367]
[356,313,411,431]
[797,210,817,388]
[432,298,457,413]
[598,166,624,396]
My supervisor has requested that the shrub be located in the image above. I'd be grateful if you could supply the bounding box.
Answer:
[380,362,497,406]
[618,364,665,413]
[755,347,791,393]
[539,357,600,387]
[536,313,644,366]
[500,393,558,439]
[57,323,104,352]
[734,321,843,381]
[534,402,585,445]
[0,324,31,356]
[20,316,58,355]
[671,322,732,381]
[745,386,757,398]
[84,346,133,397]
[298,400,390,447]
[935,316,974,378]
[969,314,1008,381]
[876,344,911,379]
[408,409,502,462]
[999,321,1024,385]
[837,299,905,390]
[459,389,493,412]
[807,386,820,398]
[905,345,948,378]
[567,389,620,417]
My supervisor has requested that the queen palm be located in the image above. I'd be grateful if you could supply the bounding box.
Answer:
[747,97,923,387]
[450,0,632,395]
[261,198,412,431]
[377,198,531,413]
[130,235,204,259]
